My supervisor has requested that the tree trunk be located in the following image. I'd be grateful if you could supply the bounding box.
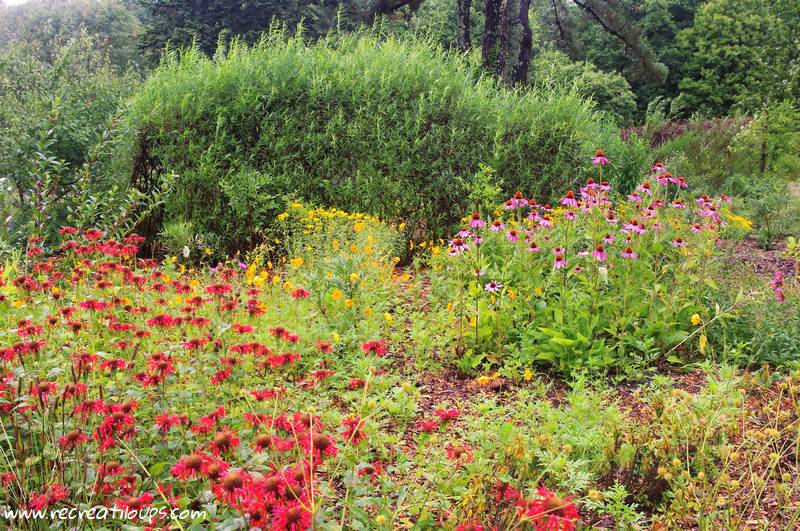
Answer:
[482,0,501,69]
[512,0,533,84]
[457,0,472,52]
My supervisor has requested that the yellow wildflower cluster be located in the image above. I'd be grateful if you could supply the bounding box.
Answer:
[721,208,753,232]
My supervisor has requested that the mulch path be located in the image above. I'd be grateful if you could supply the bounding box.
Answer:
[724,238,797,277]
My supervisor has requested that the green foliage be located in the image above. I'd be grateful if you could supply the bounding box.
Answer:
[426,181,718,375]
[113,31,646,252]
[0,34,139,244]
[0,0,142,69]
[676,0,797,114]
[531,49,638,125]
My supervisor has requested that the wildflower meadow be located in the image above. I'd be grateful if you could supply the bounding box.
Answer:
[2,3,800,529]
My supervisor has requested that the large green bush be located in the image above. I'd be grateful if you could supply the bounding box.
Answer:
[112,31,647,251]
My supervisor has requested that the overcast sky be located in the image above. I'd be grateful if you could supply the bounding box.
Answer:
[4,0,30,5]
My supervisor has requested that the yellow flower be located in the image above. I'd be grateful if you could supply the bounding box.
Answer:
[476,375,491,385]
[363,308,372,316]
[349,273,359,283]
[353,221,365,233]
[344,298,354,308]
[277,212,289,221]
[393,256,401,263]
[332,239,340,250]
[290,257,304,267]
[350,244,359,253]
[534,287,544,297]
[523,368,533,381]
[204,247,213,255]
[272,274,281,286]
[253,276,264,287]
[332,332,340,342]
[384,312,393,324]
[691,313,702,326]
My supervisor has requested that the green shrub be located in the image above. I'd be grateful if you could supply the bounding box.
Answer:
[0,33,138,246]
[110,30,648,253]
[531,50,638,126]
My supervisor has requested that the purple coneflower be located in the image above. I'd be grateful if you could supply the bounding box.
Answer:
[485,280,503,293]
[621,246,638,260]
[592,244,607,261]
[592,149,609,166]
[469,211,485,229]
[561,190,578,207]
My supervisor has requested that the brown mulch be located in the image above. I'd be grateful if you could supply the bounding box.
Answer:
[724,238,797,277]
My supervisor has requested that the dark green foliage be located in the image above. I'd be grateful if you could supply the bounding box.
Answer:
[136,0,425,62]
[676,0,799,115]
[112,32,647,252]
[0,0,142,69]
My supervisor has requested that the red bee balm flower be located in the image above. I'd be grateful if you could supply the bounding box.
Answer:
[517,486,579,531]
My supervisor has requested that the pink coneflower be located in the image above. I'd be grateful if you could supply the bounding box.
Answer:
[676,176,689,188]
[638,181,653,196]
[538,214,552,228]
[506,229,520,242]
[527,241,541,253]
[672,236,687,247]
[592,244,607,261]
[563,210,576,221]
[490,219,505,232]
[690,223,703,233]
[602,233,615,244]
[469,211,485,228]
[627,192,643,204]
[621,246,638,260]
[652,161,666,173]
[672,199,685,209]
[561,190,578,208]
[656,172,673,185]
[506,192,529,210]
[592,149,609,166]
[485,281,503,293]
[554,254,567,270]
[449,238,469,255]
[622,220,646,235]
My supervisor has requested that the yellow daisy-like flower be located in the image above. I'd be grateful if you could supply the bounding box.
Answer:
[290,257,304,267]
[344,298,354,308]
[331,288,344,300]
[691,313,702,326]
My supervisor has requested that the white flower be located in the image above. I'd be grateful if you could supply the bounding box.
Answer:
[182,246,191,258]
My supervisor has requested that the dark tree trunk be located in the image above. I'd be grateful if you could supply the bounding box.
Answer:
[512,0,533,84]
[482,0,501,69]
[457,0,472,52]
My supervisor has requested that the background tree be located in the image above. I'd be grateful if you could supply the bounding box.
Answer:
[676,0,776,115]
[0,0,142,68]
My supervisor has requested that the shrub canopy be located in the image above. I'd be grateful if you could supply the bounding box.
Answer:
[115,31,646,251]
